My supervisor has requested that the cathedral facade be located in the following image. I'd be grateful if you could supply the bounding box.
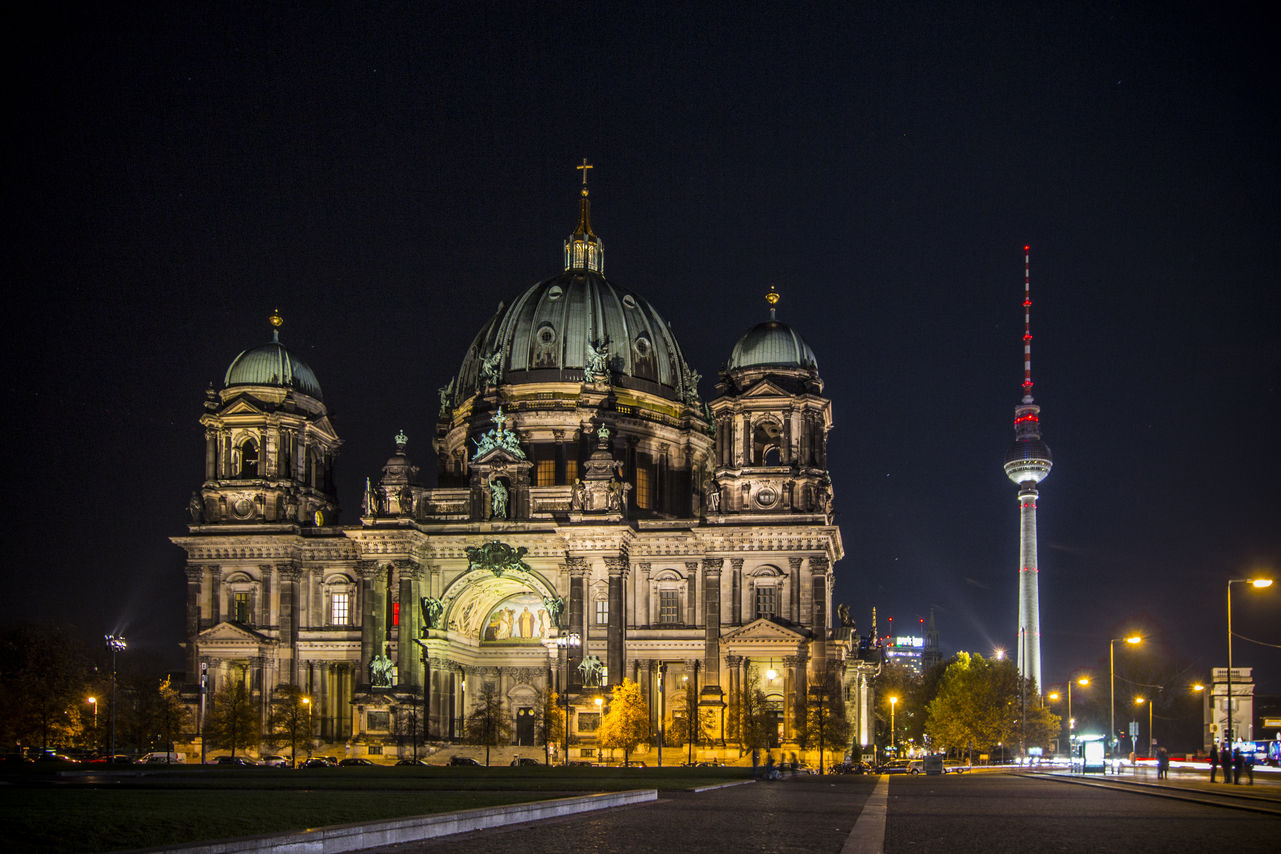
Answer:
[173,177,849,761]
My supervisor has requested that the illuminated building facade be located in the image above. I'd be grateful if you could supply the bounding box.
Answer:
[1003,247,1052,692]
[172,169,852,759]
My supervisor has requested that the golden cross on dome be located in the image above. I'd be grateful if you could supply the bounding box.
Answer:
[576,158,593,187]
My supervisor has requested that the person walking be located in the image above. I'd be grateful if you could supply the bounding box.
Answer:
[1156,746,1169,780]
[1222,742,1233,784]
[1209,743,1218,783]
[1245,750,1254,785]
[1233,747,1245,785]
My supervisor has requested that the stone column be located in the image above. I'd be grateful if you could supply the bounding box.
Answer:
[730,558,744,624]
[357,561,380,690]
[725,654,742,743]
[701,559,723,685]
[685,561,700,626]
[279,565,301,685]
[788,557,803,623]
[638,562,652,626]
[204,430,217,480]
[184,566,203,676]
[605,555,628,686]
[210,567,222,624]
[397,562,423,689]
[260,564,275,627]
[809,557,830,671]
[566,557,588,689]
[784,653,807,742]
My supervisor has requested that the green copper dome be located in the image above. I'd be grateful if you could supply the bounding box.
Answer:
[224,314,323,400]
[727,320,818,372]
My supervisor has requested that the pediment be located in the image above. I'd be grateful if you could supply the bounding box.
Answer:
[197,621,275,646]
[722,617,808,644]
[472,447,532,467]
[221,398,266,417]
[741,379,792,398]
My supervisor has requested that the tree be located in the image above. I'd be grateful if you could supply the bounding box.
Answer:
[875,660,925,751]
[204,680,260,757]
[543,691,566,764]
[464,686,512,766]
[597,679,649,766]
[739,670,777,752]
[0,624,93,753]
[924,653,1059,758]
[266,685,313,767]
[801,668,850,772]
[392,688,427,761]
[136,676,191,758]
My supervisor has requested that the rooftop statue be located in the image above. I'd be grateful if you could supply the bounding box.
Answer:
[437,378,454,417]
[420,596,445,631]
[480,350,503,387]
[578,653,605,687]
[465,540,531,577]
[583,339,610,384]
[489,477,509,519]
[470,406,526,462]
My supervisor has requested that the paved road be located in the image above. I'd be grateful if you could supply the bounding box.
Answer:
[369,773,1281,854]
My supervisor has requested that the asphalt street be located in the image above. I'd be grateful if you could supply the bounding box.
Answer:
[369,773,1281,854]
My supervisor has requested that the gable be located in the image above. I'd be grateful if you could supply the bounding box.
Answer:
[197,621,275,646]
[721,617,808,644]
[741,379,792,398]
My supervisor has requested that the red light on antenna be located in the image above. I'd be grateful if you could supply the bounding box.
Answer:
[1024,245,1030,251]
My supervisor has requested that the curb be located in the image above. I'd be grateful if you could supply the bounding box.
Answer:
[691,779,756,793]
[1019,773,1281,817]
[132,789,659,853]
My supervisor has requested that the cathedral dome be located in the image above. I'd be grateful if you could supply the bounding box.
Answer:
[450,182,698,406]
[224,314,324,401]
[726,288,818,373]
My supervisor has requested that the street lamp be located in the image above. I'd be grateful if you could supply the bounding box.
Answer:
[889,696,898,756]
[556,632,580,766]
[1109,635,1142,756]
[105,634,126,761]
[1226,577,1273,749]
[1135,696,1153,756]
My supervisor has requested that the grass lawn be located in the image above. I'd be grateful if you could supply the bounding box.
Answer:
[2,765,750,853]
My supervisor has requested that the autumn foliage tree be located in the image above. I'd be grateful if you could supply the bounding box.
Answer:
[464,686,512,766]
[204,680,260,757]
[924,652,1059,757]
[597,679,649,766]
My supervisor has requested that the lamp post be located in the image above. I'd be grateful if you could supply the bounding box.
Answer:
[556,632,580,767]
[1109,635,1142,756]
[105,635,126,760]
[87,696,97,748]
[1134,696,1153,756]
[1226,578,1273,749]
[889,696,898,757]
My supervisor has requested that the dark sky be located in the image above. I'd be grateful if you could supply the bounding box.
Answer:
[8,2,1280,694]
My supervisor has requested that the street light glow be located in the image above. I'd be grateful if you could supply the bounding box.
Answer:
[1250,578,1274,588]
[1124,635,1142,645]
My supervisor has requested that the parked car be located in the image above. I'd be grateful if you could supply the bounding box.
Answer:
[210,755,256,766]
[338,758,375,766]
[301,757,335,768]
[943,760,969,774]
[395,758,432,766]
[86,755,133,766]
[449,756,482,767]
[260,755,288,767]
[137,751,186,765]
[876,759,911,774]
[510,757,542,767]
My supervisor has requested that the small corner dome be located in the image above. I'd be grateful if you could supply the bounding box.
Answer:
[727,320,818,373]
[223,314,323,400]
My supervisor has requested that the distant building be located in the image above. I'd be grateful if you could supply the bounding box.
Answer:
[1205,666,1255,749]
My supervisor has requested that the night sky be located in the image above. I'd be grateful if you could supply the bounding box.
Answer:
[8,3,1280,693]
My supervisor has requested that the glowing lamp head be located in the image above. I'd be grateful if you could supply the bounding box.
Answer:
[1078,677,1090,686]
[1125,635,1142,645]
[1192,684,1205,693]
[889,696,898,706]
[1048,692,1060,701]
[87,696,96,704]
[765,669,778,681]
[1250,578,1274,588]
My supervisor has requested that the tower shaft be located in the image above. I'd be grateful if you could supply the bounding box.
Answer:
[1016,485,1042,691]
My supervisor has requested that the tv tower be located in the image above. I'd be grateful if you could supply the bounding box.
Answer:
[1003,245,1052,691]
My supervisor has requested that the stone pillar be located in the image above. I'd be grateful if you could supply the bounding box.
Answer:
[810,557,830,671]
[725,654,743,742]
[397,563,422,689]
[730,558,744,624]
[210,568,222,624]
[279,565,301,685]
[358,562,380,689]
[701,558,723,684]
[566,557,588,689]
[204,430,217,480]
[784,653,807,742]
[788,557,803,623]
[184,566,203,676]
[605,556,628,685]
[260,564,275,627]
[685,561,700,626]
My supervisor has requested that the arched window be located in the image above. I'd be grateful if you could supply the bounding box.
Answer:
[752,419,782,466]
[652,569,686,627]
[749,566,783,620]
[237,439,259,478]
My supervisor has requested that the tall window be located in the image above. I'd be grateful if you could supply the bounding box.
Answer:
[238,440,259,478]
[565,459,579,483]
[595,599,609,625]
[754,585,777,620]
[536,458,556,486]
[232,592,249,623]
[635,466,652,510]
[331,592,350,625]
[658,590,681,625]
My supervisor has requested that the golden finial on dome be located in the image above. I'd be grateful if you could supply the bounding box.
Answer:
[765,286,780,306]
[269,309,284,329]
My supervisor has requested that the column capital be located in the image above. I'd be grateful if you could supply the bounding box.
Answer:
[357,560,382,581]
[563,555,590,576]
[278,564,303,582]
[702,557,724,575]
[729,558,744,572]
[184,565,205,583]
[604,556,630,577]
[808,556,830,574]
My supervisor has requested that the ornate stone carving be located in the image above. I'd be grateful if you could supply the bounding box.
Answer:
[465,541,530,576]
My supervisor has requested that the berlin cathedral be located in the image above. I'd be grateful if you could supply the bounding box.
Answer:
[172,170,872,762]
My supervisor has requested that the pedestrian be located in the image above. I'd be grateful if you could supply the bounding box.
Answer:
[1156,746,1169,780]
[1209,743,1218,783]
[1233,747,1244,785]
[1222,742,1233,784]
[1245,751,1254,785]
[764,751,776,781]
[751,748,760,779]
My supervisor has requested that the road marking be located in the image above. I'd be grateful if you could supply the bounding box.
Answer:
[841,774,889,854]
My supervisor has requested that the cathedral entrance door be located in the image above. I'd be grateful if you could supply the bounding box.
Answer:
[516,707,535,745]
